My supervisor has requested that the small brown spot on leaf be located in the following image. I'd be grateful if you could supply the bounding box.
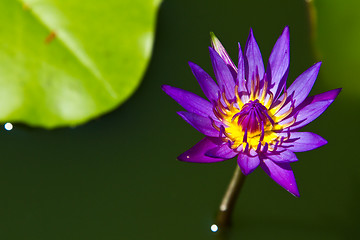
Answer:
[45,31,56,44]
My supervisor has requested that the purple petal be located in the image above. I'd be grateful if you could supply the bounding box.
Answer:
[266,148,298,163]
[267,26,290,100]
[237,42,249,101]
[237,42,246,86]
[189,62,220,102]
[287,62,321,106]
[178,137,228,163]
[278,132,327,152]
[210,32,237,75]
[281,88,341,131]
[209,47,236,99]
[206,144,238,159]
[177,111,219,137]
[237,149,260,175]
[305,88,342,102]
[244,28,265,91]
[162,85,215,118]
[260,159,300,197]
[276,62,321,116]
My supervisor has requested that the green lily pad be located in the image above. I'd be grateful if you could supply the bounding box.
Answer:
[0,0,161,128]
[314,0,360,100]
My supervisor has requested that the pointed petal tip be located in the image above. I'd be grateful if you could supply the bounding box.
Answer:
[286,88,342,131]
[237,161,249,175]
[177,154,188,162]
[188,61,201,74]
[210,34,222,50]
[261,159,300,197]
[277,26,289,42]
[289,188,300,198]
[249,27,254,35]
[314,135,328,148]
[188,61,204,72]
[315,133,328,147]
[247,28,255,42]
[282,25,289,35]
[305,62,322,74]
[284,178,300,197]
[237,151,260,175]
[188,61,220,102]
[238,165,255,175]
[280,132,328,152]
[334,87,342,95]
[321,88,342,101]
[210,32,222,50]
[334,88,342,100]
[161,84,170,92]
[313,61,322,69]
[188,61,196,69]
[177,137,228,163]
[240,168,251,176]
[177,153,195,162]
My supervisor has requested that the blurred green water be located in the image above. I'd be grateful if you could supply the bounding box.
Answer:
[0,0,358,239]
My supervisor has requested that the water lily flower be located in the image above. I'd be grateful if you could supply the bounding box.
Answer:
[162,26,341,197]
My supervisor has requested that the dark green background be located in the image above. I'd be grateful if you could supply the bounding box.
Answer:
[0,0,358,239]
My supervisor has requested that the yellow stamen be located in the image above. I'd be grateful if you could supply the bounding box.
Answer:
[216,96,229,115]
[222,91,230,108]
[250,78,255,100]
[272,118,296,131]
[223,131,232,138]
[265,92,274,109]
[254,76,260,99]
[234,85,244,109]
[260,79,268,104]
[274,105,294,122]
[211,120,220,131]
[270,92,288,115]
[229,102,237,112]
[213,107,224,120]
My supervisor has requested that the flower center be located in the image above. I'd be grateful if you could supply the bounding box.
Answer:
[234,99,274,134]
[225,99,279,151]
[212,84,284,152]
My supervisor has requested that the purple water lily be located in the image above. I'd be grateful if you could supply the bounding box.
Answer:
[162,26,340,197]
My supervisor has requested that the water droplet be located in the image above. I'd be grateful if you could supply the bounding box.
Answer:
[4,122,13,131]
[210,224,218,232]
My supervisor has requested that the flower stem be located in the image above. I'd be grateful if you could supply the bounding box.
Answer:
[305,0,321,61]
[215,165,246,231]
